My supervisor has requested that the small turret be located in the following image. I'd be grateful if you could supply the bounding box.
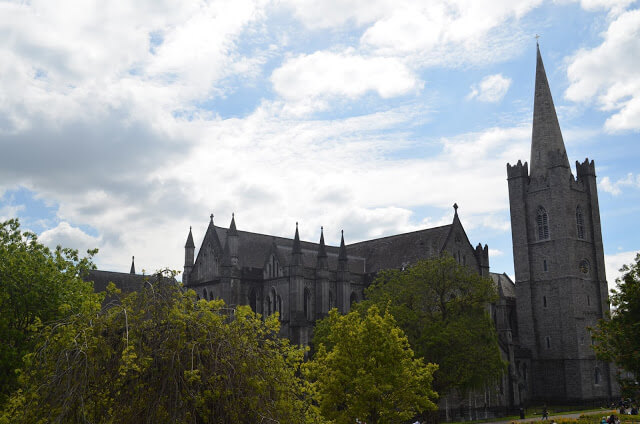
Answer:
[183,226,195,285]
[576,158,596,180]
[507,160,529,180]
[130,256,135,274]
[227,213,239,266]
[338,230,348,270]
[292,222,303,267]
[316,226,328,270]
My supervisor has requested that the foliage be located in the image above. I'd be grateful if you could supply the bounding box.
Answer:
[356,255,506,395]
[591,252,640,397]
[306,306,438,424]
[0,218,99,406]
[1,278,321,424]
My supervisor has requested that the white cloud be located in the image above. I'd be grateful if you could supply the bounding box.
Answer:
[0,204,25,221]
[39,221,101,254]
[599,173,640,195]
[605,250,639,291]
[565,8,640,132]
[468,74,512,102]
[270,50,421,114]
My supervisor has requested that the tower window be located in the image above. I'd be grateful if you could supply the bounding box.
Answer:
[546,336,551,349]
[543,296,547,308]
[543,259,548,272]
[587,295,590,306]
[595,367,601,385]
[537,207,550,240]
[576,206,585,239]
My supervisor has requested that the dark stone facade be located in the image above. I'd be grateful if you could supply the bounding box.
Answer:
[507,44,618,403]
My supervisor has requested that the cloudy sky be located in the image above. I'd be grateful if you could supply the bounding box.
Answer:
[1,0,638,287]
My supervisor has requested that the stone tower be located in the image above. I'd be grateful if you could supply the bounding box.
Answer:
[507,44,616,402]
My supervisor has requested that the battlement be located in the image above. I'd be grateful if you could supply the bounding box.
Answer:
[474,243,489,266]
[507,160,529,179]
[576,158,596,180]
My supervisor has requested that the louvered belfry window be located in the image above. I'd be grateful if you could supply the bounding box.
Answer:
[537,207,549,240]
[576,206,585,239]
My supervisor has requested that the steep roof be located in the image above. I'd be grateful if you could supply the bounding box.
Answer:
[490,272,516,299]
[347,224,452,273]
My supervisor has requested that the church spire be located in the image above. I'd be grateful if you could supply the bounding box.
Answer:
[228,213,238,236]
[185,226,195,248]
[530,43,570,178]
[130,256,135,274]
[317,226,328,270]
[292,222,302,255]
[338,230,347,263]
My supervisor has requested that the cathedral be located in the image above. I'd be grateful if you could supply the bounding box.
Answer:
[93,45,618,414]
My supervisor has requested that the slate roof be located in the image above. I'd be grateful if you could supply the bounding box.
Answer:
[86,270,176,294]
[490,272,516,299]
[212,226,367,274]
[347,224,453,273]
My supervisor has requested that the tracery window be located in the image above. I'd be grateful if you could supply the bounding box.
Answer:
[576,206,585,239]
[537,207,549,240]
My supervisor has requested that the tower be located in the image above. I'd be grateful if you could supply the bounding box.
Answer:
[183,227,195,285]
[507,44,615,402]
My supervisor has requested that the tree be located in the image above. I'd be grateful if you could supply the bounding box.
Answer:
[0,218,99,407]
[591,252,640,397]
[358,255,506,395]
[2,279,321,423]
[307,306,438,424]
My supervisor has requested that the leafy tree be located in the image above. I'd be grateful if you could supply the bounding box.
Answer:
[357,255,506,395]
[2,279,321,424]
[0,218,99,406]
[591,252,640,397]
[306,306,438,424]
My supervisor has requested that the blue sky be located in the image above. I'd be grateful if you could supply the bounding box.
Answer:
[0,0,638,286]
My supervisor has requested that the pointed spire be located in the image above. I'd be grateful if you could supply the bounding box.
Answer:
[228,213,238,236]
[338,230,347,262]
[185,226,195,248]
[130,256,135,274]
[292,222,302,255]
[530,43,570,177]
[318,226,327,258]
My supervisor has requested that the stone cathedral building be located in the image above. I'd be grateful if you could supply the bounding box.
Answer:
[94,45,617,414]
[179,45,618,408]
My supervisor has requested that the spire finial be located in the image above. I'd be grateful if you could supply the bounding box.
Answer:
[535,34,540,46]
[292,222,302,255]
[453,203,458,213]
[210,213,214,223]
[338,230,348,262]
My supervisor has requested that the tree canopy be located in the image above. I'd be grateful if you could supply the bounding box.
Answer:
[591,252,640,397]
[0,218,99,407]
[357,255,506,395]
[307,306,438,424]
[2,279,320,424]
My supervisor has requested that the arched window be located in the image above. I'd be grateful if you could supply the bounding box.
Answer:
[537,207,550,240]
[304,288,311,321]
[209,291,214,301]
[248,288,257,312]
[265,295,272,316]
[271,288,278,315]
[277,295,282,316]
[203,288,208,300]
[328,290,335,310]
[576,206,585,239]
[595,367,601,385]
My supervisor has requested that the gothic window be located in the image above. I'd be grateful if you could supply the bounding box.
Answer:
[543,259,548,272]
[587,295,590,306]
[277,295,282,316]
[248,288,257,312]
[543,296,547,308]
[265,295,272,316]
[594,367,601,385]
[270,288,278,315]
[267,263,271,277]
[304,288,312,321]
[576,206,585,239]
[537,207,549,240]
[328,290,335,310]
[209,291,214,301]
[580,259,590,275]
[203,288,208,300]
[546,336,551,349]
[350,292,357,307]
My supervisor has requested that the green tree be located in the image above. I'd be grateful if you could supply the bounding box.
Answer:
[2,279,321,424]
[591,252,640,397]
[306,306,438,424]
[357,255,506,395]
[0,218,99,406]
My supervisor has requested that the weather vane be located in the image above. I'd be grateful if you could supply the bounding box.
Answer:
[535,34,540,45]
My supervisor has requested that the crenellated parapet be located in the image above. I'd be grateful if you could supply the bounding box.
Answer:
[507,160,529,180]
[576,158,596,180]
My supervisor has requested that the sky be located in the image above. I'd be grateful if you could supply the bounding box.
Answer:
[0,0,639,288]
